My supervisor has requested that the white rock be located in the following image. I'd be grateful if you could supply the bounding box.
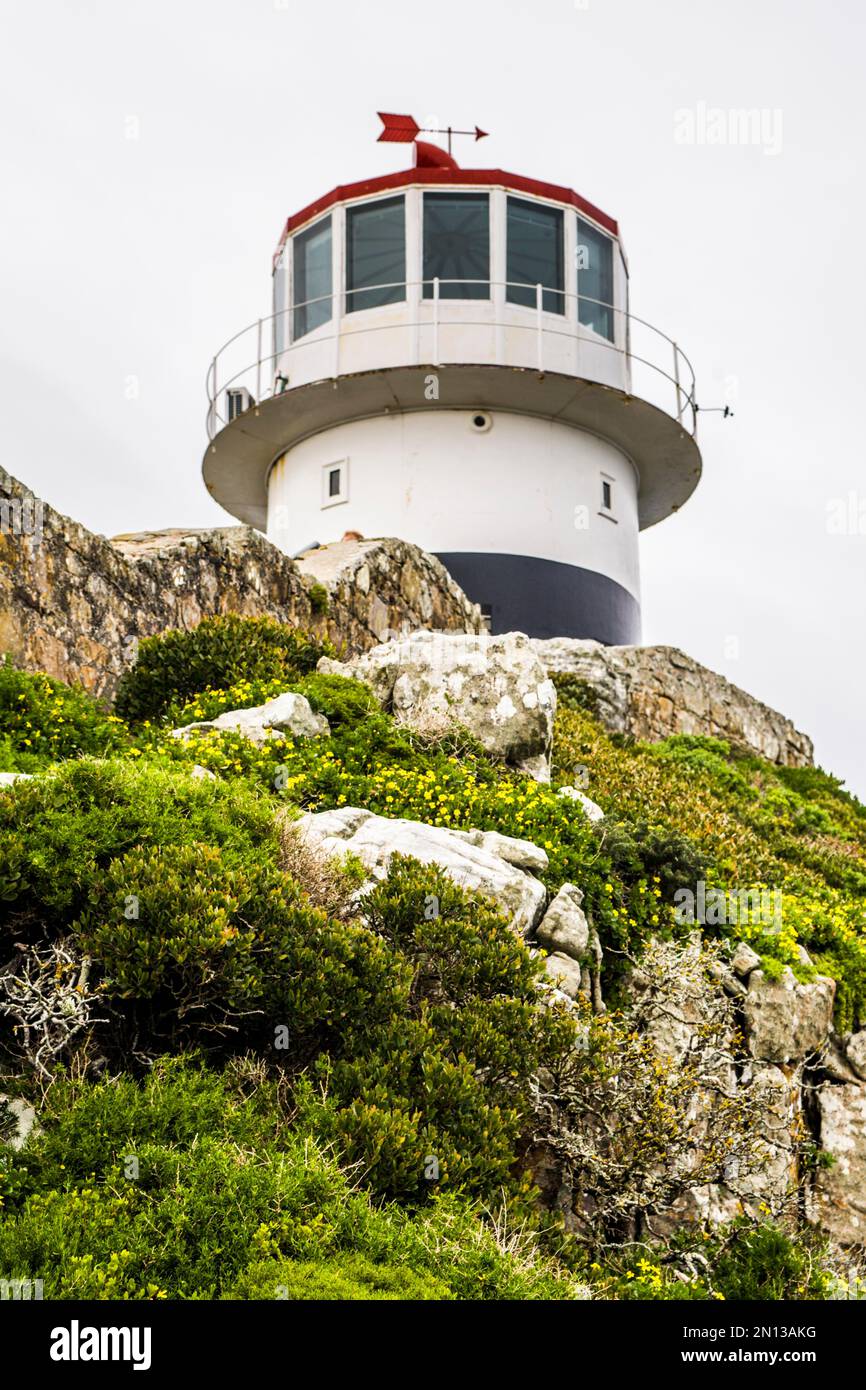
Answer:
[743,967,835,1063]
[295,807,546,937]
[543,952,584,999]
[535,883,590,961]
[449,828,549,874]
[191,764,217,781]
[0,772,34,787]
[557,785,604,822]
[320,630,556,781]
[173,691,330,746]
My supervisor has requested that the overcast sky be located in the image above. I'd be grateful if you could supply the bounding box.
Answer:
[2,0,864,795]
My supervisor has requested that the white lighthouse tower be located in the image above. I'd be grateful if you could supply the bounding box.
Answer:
[203,118,701,643]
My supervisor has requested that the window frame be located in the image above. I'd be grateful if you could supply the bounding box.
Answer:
[422,190,491,301]
[576,215,615,343]
[292,214,333,342]
[505,194,566,316]
[321,459,349,509]
[345,194,407,315]
[599,472,617,521]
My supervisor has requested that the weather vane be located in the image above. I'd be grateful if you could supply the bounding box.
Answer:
[377,112,489,157]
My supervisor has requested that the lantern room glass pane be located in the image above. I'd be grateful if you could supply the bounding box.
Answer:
[506,196,564,314]
[423,192,490,299]
[293,216,332,341]
[577,218,614,342]
[346,196,406,312]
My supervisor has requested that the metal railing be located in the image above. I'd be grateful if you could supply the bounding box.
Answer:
[206,279,697,441]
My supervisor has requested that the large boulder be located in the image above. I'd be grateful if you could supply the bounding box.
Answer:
[534,884,590,961]
[319,630,556,780]
[743,967,835,1063]
[813,1082,866,1243]
[172,691,330,746]
[295,807,547,936]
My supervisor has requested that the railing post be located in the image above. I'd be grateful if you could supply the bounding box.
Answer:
[433,277,440,366]
[672,341,683,424]
[536,282,543,373]
[256,319,262,402]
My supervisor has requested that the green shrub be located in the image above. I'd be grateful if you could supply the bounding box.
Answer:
[307,857,576,1202]
[0,1058,577,1300]
[0,757,279,928]
[114,615,335,724]
[307,582,329,616]
[72,842,406,1054]
[552,673,600,716]
[227,1254,450,1300]
[0,658,127,770]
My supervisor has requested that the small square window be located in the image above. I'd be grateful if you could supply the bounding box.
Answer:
[321,459,349,508]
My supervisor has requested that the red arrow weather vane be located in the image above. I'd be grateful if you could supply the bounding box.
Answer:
[377,112,489,155]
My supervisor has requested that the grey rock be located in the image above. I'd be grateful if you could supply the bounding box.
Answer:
[743,967,835,1063]
[173,691,330,746]
[813,1082,866,1243]
[845,1030,866,1082]
[543,953,584,999]
[535,883,590,961]
[730,941,762,978]
[296,807,547,936]
[320,630,556,780]
[531,637,812,769]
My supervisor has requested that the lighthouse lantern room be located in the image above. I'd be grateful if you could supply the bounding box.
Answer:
[203,121,702,644]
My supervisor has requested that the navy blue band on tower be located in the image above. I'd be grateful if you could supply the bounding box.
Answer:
[436,553,641,645]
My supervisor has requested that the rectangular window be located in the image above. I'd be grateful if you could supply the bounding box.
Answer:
[321,459,349,508]
[423,192,489,299]
[346,196,406,313]
[577,218,614,342]
[602,479,613,511]
[293,216,333,341]
[506,196,564,314]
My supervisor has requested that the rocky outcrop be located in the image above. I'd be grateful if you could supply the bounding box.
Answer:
[320,630,557,781]
[294,807,548,936]
[294,538,481,642]
[532,638,813,767]
[173,691,330,746]
[743,967,835,1065]
[0,469,482,702]
[812,1083,866,1243]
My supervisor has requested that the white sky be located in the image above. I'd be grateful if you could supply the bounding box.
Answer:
[2,0,864,796]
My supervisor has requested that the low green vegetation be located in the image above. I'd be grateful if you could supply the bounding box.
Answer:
[1,619,864,1300]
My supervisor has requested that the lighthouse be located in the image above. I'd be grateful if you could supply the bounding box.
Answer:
[203,118,702,644]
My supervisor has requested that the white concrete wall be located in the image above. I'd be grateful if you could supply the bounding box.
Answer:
[266,410,641,601]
